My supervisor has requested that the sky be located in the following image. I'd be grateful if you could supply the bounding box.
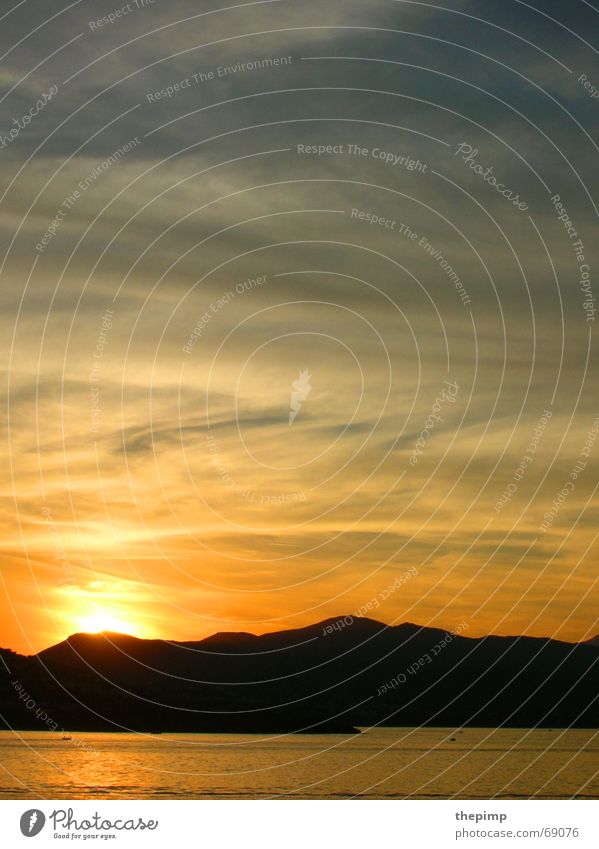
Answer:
[0,0,598,654]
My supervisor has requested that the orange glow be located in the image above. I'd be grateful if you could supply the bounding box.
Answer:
[76,609,143,636]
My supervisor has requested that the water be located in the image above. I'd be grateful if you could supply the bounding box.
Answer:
[0,728,597,799]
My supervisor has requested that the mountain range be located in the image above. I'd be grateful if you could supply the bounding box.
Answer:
[1,618,597,734]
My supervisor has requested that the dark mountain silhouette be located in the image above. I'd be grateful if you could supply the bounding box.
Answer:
[1,618,597,734]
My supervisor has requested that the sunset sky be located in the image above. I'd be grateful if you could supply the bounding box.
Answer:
[1,0,598,655]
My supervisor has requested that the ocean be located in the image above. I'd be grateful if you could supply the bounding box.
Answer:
[0,727,597,799]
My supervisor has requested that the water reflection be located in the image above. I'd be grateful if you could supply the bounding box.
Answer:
[0,728,597,799]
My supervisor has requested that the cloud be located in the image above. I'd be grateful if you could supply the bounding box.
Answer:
[0,0,597,652]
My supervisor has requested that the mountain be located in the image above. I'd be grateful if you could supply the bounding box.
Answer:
[1,618,597,734]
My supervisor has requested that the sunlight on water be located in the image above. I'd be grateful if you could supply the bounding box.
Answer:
[0,728,597,800]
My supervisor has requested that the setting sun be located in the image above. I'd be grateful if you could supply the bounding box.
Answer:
[55,582,155,640]
[77,611,139,635]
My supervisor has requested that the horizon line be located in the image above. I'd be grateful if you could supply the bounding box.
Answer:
[3,616,598,657]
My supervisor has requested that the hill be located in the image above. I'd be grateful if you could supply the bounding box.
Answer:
[0,618,597,733]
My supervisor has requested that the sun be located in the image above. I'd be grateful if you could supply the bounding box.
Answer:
[59,585,153,639]
[76,610,142,636]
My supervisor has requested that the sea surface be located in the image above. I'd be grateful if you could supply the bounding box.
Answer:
[0,727,597,799]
